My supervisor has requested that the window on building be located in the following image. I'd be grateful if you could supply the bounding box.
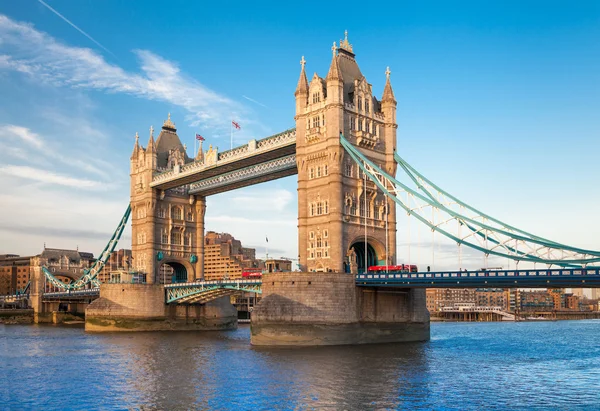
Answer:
[324,230,328,238]
[325,250,329,257]
[317,202,323,215]
[324,164,328,175]
[358,98,363,110]
[374,125,378,136]
[322,115,325,126]
[365,100,370,113]
[310,231,314,239]
[158,208,166,218]
[171,207,182,220]
[344,163,352,177]
[358,119,363,131]
[350,204,356,216]
[324,201,329,214]
[310,203,315,216]
[161,231,168,244]
[350,117,355,131]
[316,251,322,258]
[310,168,314,179]
[171,232,182,245]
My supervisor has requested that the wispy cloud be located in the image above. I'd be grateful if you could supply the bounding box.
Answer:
[0,165,107,190]
[37,0,116,58]
[242,95,268,108]
[0,14,248,134]
[0,124,111,179]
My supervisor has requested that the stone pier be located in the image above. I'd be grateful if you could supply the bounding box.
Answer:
[85,283,237,332]
[251,272,430,346]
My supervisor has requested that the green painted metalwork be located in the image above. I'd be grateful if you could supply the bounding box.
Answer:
[339,133,600,266]
[42,205,131,290]
[165,280,262,304]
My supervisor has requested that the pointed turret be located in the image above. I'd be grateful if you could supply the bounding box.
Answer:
[382,66,396,103]
[295,56,309,96]
[195,140,204,163]
[131,132,140,157]
[326,42,342,81]
[147,125,155,153]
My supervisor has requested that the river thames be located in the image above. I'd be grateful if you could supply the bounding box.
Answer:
[1,320,599,410]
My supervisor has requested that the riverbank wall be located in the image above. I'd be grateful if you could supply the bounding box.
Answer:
[0,309,34,324]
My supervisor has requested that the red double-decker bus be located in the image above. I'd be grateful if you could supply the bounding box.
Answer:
[367,264,418,273]
[242,268,263,278]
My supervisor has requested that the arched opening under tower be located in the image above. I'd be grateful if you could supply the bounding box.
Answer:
[159,262,188,284]
[348,241,378,273]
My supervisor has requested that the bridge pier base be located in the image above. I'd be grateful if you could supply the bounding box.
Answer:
[251,272,430,346]
[85,283,237,332]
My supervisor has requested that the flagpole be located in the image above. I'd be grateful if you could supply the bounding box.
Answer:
[230,115,233,150]
[194,134,197,160]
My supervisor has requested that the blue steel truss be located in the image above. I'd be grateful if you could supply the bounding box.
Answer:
[339,133,600,267]
[356,267,600,288]
[42,206,131,290]
[165,280,263,304]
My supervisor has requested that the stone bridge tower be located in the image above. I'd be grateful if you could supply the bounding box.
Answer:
[130,115,206,283]
[295,32,398,273]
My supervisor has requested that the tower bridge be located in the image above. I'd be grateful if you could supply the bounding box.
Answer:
[20,32,600,344]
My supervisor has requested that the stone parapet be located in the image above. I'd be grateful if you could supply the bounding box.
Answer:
[251,272,430,346]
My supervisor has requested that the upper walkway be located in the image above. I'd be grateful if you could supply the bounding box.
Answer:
[150,128,297,194]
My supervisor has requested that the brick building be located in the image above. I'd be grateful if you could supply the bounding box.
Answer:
[0,254,32,295]
[203,231,262,281]
[97,249,132,283]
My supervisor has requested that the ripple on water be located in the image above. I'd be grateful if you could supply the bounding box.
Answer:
[1,321,599,410]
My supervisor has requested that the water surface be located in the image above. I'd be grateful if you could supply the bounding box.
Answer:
[1,321,599,410]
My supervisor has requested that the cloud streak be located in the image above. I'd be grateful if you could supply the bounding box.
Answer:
[37,0,116,58]
[0,124,111,180]
[242,95,268,108]
[0,14,247,133]
[0,165,107,190]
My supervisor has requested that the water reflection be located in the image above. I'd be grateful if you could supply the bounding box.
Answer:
[1,321,599,410]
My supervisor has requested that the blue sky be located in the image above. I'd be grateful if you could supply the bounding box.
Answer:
[0,1,598,270]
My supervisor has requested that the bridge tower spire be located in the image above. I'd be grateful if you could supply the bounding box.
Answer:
[295,56,309,114]
[295,32,397,273]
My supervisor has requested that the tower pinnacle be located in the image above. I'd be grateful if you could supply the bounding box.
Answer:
[339,30,354,54]
[382,66,396,103]
[326,42,342,81]
[132,131,140,156]
[295,55,309,96]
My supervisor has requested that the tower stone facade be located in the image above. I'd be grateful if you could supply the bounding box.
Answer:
[130,115,206,283]
[296,32,398,273]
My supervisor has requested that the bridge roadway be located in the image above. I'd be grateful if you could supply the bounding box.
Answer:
[6,268,598,305]
[356,267,600,288]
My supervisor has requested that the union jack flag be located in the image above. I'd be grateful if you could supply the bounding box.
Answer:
[232,120,241,130]
[195,133,205,141]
